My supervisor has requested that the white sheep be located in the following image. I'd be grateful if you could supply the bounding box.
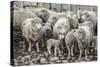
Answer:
[32,8,56,23]
[80,10,97,35]
[46,39,62,56]
[13,9,36,27]
[47,12,67,29]
[53,17,70,39]
[21,17,43,52]
[65,30,77,59]
[67,12,79,29]
[73,22,93,61]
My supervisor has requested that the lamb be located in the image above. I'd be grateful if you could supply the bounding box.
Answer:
[21,17,43,52]
[46,39,62,56]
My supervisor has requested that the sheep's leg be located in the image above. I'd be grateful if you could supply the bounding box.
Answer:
[78,40,83,61]
[71,45,74,57]
[85,49,88,61]
[88,39,92,55]
[27,39,31,52]
[54,46,57,56]
[28,43,31,51]
[67,46,71,59]
[42,35,45,48]
[36,42,39,52]
[78,49,83,61]
[47,46,51,55]
[58,47,61,56]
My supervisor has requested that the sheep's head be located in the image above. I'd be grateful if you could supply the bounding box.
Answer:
[57,23,69,39]
[37,8,49,23]
[31,17,43,31]
[79,10,90,23]
[47,15,58,26]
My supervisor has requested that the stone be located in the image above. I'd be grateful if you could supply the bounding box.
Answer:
[40,57,47,64]
[62,60,68,63]
[49,57,59,62]
[39,53,45,57]
[56,60,62,63]
[24,61,29,65]
[30,51,36,54]
[59,56,65,60]
[14,62,18,66]
[44,52,49,57]
[17,56,23,60]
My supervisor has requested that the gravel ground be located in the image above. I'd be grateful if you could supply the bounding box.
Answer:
[12,46,97,66]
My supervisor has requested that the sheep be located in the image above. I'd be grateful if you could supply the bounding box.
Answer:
[46,39,62,56]
[53,17,70,39]
[47,12,67,29]
[79,10,97,35]
[65,30,78,59]
[79,20,94,35]
[73,22,93,61]
[13,9,37,50]
[13,9,36,27]
[41,23,53,48]
[67,13,79,29]
[21,17,43,52]
[32,8,56,23]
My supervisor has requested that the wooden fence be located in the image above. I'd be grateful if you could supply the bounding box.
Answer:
[11,1,97,12]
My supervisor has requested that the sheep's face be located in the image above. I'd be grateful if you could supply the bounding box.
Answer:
[43,23,52,37]
[48,16,58,25]
[58,24,68,34]
[58,24,68,39]
[36,23,42,30]
[38,9,49,23]
[81,12,90,23]
[31,17,43,31]
[59,27,66,34]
